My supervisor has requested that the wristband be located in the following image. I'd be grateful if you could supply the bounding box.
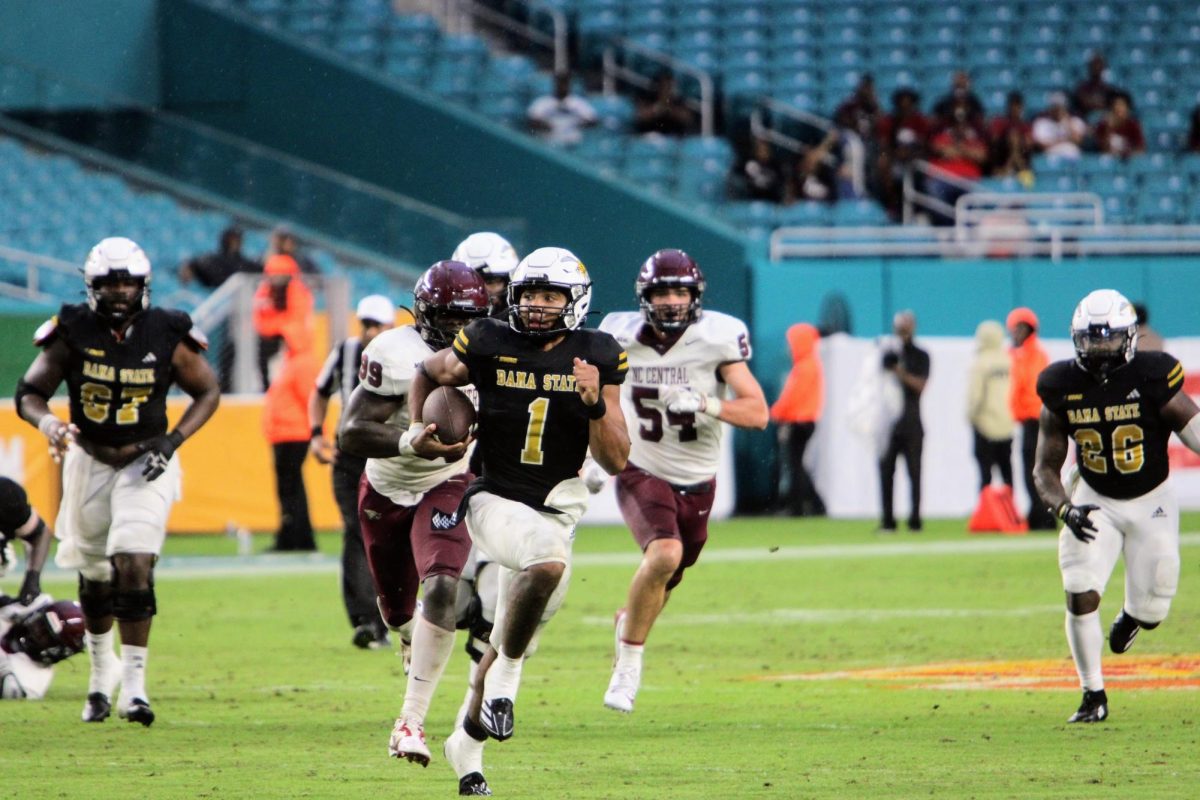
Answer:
[702,396,723,418]
[586,397,607,420]
[1055,502,1070,520]
[37,415,61,437]
[311,425,324,439]
[398,421,426,456]
[167,430,185,448]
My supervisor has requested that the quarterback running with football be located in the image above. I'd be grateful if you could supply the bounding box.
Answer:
[338,261,490,767]
[1034,289,1200,723]
[16,237,220,726]
[590,249,768,714]
[410,247,629,796]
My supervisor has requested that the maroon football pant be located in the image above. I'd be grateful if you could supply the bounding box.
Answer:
[357,472,473,629]
[615,463,716,591]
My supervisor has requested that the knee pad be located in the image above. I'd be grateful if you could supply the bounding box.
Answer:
[112,587,157,622]
[77,576,114,619]
[1129,554,1180,624]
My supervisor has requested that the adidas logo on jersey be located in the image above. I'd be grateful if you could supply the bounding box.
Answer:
[431,509,458,530]
[1127,389,1140,400]
[142,352,157,363]
[1151,506,1167,519]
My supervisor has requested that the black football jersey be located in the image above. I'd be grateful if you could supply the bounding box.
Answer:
[36,304,198,447]
[1037,352,1184,499]
[452,318,627,509]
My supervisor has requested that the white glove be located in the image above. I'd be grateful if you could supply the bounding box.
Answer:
[663,386,706,414]
[580,458,610,494]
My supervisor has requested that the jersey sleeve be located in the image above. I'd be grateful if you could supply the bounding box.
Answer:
[451,318,497,372]
[1035,361,1071,418]
[711,313,753,364]
[590,331,628,386]
[164,309,208,351]
[361,329,417,398]
[34,304,84,347]
[314,344,342,397]
[1143,352,1185,408]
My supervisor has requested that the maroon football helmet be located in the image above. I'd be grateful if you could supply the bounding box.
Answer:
[1,599,85,666]
[636,249,706,332]
[413,260,490,348]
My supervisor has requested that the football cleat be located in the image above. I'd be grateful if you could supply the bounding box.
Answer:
[479,697,514,741]
[1067,689,1108,723]
[119,697,155,727]
[352,624,392,651]
[1109,609,1141,654]
[388,717,431,767]
[458,773,492,796]
[81,692,112,722]
[604,663,640,714]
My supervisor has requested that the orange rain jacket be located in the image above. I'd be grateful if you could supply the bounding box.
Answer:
[770,323,824,424]
[1009,333,1049,423]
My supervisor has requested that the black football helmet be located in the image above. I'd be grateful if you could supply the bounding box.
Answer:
[1,599,85,666]
[636,248,705,333]
[413,260,491,349]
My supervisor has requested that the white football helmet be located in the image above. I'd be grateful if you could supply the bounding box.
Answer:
[1070,288,1138,379]
[83,237,151,323]
[507,247,592,337]
[452,232,519,279]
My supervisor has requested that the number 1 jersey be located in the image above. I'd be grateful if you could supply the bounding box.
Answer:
[599,310,751,486]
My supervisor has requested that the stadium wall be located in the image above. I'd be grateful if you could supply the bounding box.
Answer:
[0,0,159,110]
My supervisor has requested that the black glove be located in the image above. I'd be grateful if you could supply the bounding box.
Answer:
[137,430,184,481]
[17,569,40,606]
[1057,502,1099,543]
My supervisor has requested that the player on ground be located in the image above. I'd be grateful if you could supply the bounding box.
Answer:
[1034,289,1200,723]
[410,247,629,796]
[338,261,490,767]
[590,249,768,713]
[452,232,520,318]
[16,237,220,726]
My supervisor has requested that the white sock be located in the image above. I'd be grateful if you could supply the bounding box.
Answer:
[450,729,486,778]
[615,641,644,672]
[400,615,455,725]
[483,648,523,701]
[121,645,149,702]
[85,630,116,694]
[1065,610,1104,691]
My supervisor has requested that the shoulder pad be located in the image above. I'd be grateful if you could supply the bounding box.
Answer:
[185,325,210,351]
[32,315,60,347]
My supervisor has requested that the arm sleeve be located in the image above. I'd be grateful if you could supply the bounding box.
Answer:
[451,319,494,374]
[361,332,415,398]
[717,315,753,364]
[314,345,341,397]
[1146,353,1185,409]
[592,333,628,386]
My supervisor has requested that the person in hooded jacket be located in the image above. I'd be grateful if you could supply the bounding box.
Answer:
[967,320,1015,491]
[769,323,826,517]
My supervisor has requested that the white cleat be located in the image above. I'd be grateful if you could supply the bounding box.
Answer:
[604,662,640,713]
[388,717,431,766]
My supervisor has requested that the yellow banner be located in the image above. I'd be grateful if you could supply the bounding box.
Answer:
[0,396,344,534]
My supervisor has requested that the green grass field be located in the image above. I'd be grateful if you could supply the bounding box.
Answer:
[5,516,1199,799]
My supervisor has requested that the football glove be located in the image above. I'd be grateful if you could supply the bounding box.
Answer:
[663,386,706,414]
[137,431,184,481]
[1057,502,1099,543]
[580,458,609,495]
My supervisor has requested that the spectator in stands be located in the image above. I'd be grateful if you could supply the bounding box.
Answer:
[932,71,985,130]
[633,70,697,137]
[786,130,840,203]
[925,104,988,224]
[834,74,882,143]
[1132,302,1164,352]
[1093,92,1145,159]
[255,254,319,552]
[526,72,597,147]
[1032,92,1087,159]
[1007,307,1056,530]
[876,88,930,216]
[967,320,1015,491]
[988,91,1034,180]
[1072,52,1118,119]
[770,323,825,517]
[265,225,320,275]
[178,225,261,392]
[1187,105,1200,152]
[730,135,787,203]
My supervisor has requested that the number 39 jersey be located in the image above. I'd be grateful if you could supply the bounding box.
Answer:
[452,317,627,509]
[599,310,751,486]
[358,325,472,503]
[34,303,200,447]
[1037,351,1184,499]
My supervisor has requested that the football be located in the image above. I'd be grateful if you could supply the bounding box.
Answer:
[421,386,476,445]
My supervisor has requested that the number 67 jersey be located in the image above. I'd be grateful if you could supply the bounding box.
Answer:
[600,309,751,486]
[1037,351,1185,499]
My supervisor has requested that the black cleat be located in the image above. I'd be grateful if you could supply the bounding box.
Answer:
[351,624,392,651]
[458,772,492,796]
[1109,609,1141,654]
[480,697,514,741]
[120,698,156,727]
[1067,689,1108,723]
[82,692,111,722]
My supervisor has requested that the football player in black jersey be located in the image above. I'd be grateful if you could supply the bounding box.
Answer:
[1034,289,1200,724]
[408,246,629,796]
[15,237,220,727]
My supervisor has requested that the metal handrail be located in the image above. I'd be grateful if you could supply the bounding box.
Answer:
[750,98,866,197]
[902,159,982,224]
[441,0,569,74]
[602,39,714,137]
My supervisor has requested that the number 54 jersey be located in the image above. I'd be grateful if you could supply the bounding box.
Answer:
[599,310,751,486]
[1037,351,1184,500]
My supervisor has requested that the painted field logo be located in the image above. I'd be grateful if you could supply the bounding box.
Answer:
[758,655,1200,691]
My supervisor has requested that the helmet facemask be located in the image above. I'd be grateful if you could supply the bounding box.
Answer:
[1073,323,1136,380]
[640,285,701,333]
[418,306,487,349]
[508,283,576,338]
[86,271,150,326]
